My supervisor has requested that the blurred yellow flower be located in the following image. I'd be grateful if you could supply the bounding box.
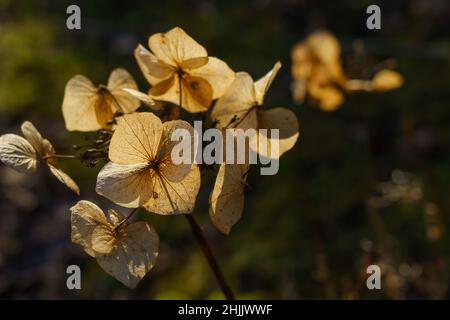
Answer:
[291,30,404,111]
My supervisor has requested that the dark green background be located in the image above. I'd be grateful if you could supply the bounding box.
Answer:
[0,0,449,299]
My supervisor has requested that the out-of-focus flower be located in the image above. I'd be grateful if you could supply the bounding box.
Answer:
[291,30,404,111]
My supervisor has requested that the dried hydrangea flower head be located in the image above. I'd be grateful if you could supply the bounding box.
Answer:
[135,27,235,113]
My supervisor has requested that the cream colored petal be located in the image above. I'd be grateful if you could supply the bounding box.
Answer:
[254,61,282,105]
[158,119,195,163]
[154,120,197,201]
[96,161,153,208]
[149,75,176,96]
[107,68,140,113]
[149,74,209,113]
[188,57,235,99]
[106,209,124,226]
[121,88,159,110]
[48,164,80,195]
[182,75,213,109]
[96,221,159,289]
[250,107,299,159]
[134,44,175,85]
[20,121,56,162]
[143,165,200,215]
[211,72,257,129]
[0,134,38,173]
[371,69,404,91]
[91,225,116,254]
[148,27,207,66]
[107,68,137,91]
[70,200,108,257]
[180,56,209,70]
[109,112,163,164]
[20,121,43,154]
[209,163,248,234]
[62,75,101,132]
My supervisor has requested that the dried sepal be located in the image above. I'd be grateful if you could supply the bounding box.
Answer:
[135,27,235,113]
[0,121,80,194]
[95,112,201,215]
[70,200,159,288]
[212,62,299,160]
[209,163,249,234]
[62,68,140,131]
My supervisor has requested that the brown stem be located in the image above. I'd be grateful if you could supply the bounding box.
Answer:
[185,214,235,300]
[177,77,234,299]
[114,208,138,232]
[42,154,77,160]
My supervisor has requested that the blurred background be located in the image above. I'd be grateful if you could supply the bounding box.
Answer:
[1,0,450,299]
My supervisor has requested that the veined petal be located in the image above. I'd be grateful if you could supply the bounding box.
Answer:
[109,113,163,164]
[209,163,249,234]
[62,75,101,132]
[96,161,153,208]
[48,164,80,195]
[148,27,208,66]
[96,221,159,289]
[134,44,175,85]
[0,134,38,173]
[20,121,56,161]
[188,57,235,99]
[121,88,160,110]
[211,72,256,129]
[149,74,210,113]
[254,61,282,105]
[70,200,109,257]
[143,164,200,215]
[250,107,299,159]
[107,68,140,113]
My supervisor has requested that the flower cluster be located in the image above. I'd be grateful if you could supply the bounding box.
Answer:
[0,27,300,288]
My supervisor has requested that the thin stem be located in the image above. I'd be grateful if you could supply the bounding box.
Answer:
[42,154,77,160]
[114,208,138,232]
[178,74,182,108]
[185,214,235,300]
[177,78,234,299]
